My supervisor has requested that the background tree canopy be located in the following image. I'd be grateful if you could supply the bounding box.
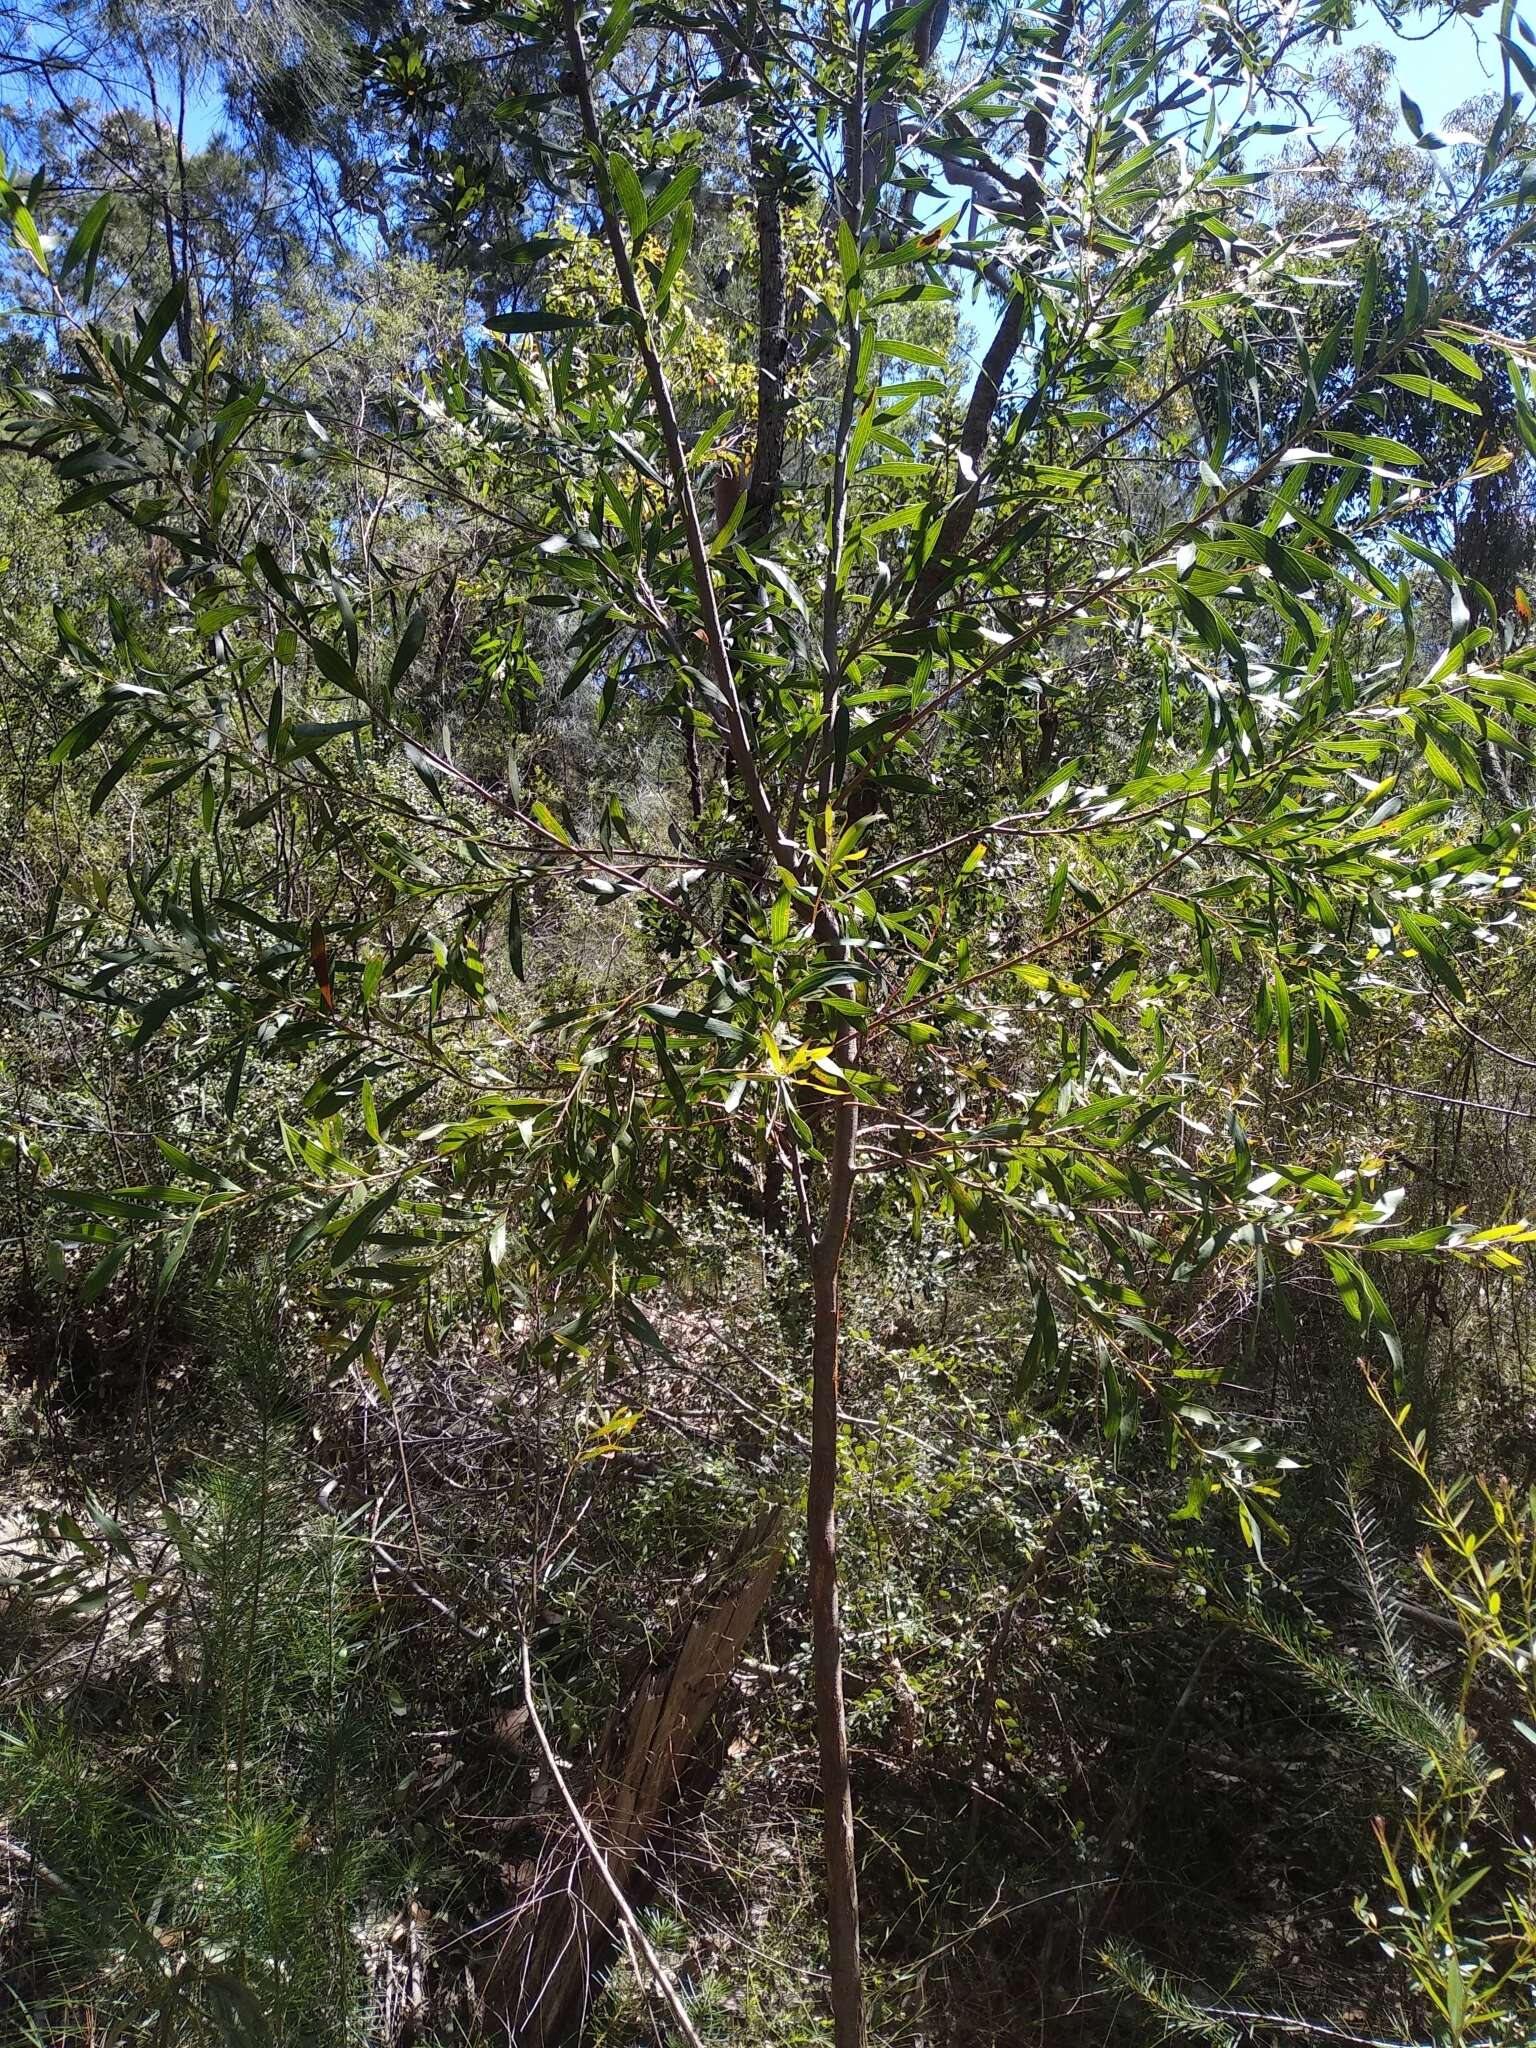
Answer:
[2,1,1536,2045]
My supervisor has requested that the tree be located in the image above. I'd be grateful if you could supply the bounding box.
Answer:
[7,1,1536,2040]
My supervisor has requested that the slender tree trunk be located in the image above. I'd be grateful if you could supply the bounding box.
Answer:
[561,22,864,2035]
[906,0,1074,625]
[808,1094,864,2048]
[747,126,788,530]
[806,0,869,1985]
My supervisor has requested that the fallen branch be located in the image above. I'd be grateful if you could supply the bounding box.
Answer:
[481,1504,790,2045]
[519,1637,707,2048]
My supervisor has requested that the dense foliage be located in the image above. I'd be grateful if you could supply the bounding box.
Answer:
[1,0,1536,2044]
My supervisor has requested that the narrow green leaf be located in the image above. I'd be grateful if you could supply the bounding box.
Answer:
[155,1210,200,1302]
[8,199,47,275]
[389,608,429,690]
[609,154,649,241]
[1384,371,1480,416]
[657,204,693,303]
[837,218,859,286]
[648,162,699,229]
[59,193,111,291]
[131,281,186,369]
[331,1180,407,1268]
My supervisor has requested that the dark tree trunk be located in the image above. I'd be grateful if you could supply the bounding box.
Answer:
[808,1095,864,2048]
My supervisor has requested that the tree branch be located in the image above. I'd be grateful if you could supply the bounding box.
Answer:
[907,0,1074,620]
[561,0,795,873]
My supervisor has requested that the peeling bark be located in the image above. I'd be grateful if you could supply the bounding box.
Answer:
[481,1507,790,2047]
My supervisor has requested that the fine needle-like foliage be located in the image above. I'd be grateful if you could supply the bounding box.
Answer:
[1,1283,392,2046]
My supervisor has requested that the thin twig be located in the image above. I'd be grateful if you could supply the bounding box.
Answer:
[519,1639,708,2048]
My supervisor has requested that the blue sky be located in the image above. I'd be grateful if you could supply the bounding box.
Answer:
[1354,5,1509,124]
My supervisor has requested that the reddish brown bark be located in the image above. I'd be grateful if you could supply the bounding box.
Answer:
[809,1094,863,2048]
